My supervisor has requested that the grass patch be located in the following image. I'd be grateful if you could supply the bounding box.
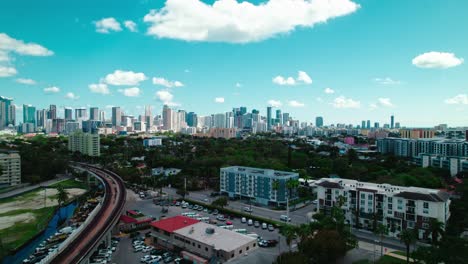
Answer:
[0,206,56,252]
[392,251,406,257]
[49,179,88,189]
[378,255,407,264]
[0,189,42,204]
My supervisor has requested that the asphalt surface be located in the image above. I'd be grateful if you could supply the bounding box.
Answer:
[0,175,72,199]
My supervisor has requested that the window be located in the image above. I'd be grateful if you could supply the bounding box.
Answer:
[368,194,373,200]
[192,242,195,246]
[388,204,393,210]
[253,243,256,247]
[423,202,429,209]
[397,199,403,205]
[247,246,250,250]
[198,244,201,249]
[423,210,429,214]
[239,250,243,254]
[361,193,365,199]
[205,247,208,252]
[388,210,392,215]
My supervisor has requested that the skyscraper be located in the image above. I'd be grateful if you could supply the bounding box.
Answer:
[162,105,172,130]
[23,104,36,125]
[361,120,366,129]
[64,108,73,121]
[75,108,87,121]
[0,96,14,129]
[36,109,48,127]
[276,109,282,125]
[283,113,290,126]
[367,120,371,129]
[213,113,226,128]
[48,104,57,119]
[315,116,323,127]
[267,106,272,130]
[186,112,198,127]
[112,107,121,127]
[89,107,99,121]
[240,107,247,115]
[391,115,395,129]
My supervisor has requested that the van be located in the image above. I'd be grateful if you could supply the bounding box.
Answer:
[280,215,291,222]
[247,219,253,226]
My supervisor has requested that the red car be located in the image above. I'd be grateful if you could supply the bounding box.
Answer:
[226,221,233,225]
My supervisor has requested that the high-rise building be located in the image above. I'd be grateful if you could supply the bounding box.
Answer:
[374,122,380,129]
[23,104,36,125]
[315,116,323,128]
[0,151,21,186]
[52,118,66,134]
[391,115,395,129]
[75,108,87,121]
[283,113,290,126]
[213,113,226,128]
[361,120,366,129]
[267,106,272,130]
[0,96,14,129]
[239,107,247,115]
[64,108,73,121]
[162,105,172,131]
[186,112,198,127]
[112,107,121,127]
[145,105,153,128]
[367,120,371,129]
[48,104,57,120]
[252,109,259,114]
[99,110,105,122]
[36,109,48,128]
[275,109,282,125]
[89,107,99,121]
[68,131,100,157]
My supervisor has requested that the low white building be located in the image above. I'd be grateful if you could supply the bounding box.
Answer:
[314,178,451,240]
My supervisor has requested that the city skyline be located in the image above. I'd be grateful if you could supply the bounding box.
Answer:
[1,0,467,126]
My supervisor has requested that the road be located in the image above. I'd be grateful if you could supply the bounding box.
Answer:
[50,165,126,264]
[0,175,72,199]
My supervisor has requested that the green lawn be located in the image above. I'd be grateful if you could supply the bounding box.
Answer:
[353,255,406,264]
[49,178,88,189]
[0,206,56,252]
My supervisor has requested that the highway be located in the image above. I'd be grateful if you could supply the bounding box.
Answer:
[50,164,126,264]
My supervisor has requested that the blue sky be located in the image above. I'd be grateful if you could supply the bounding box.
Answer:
[0,0,467,127]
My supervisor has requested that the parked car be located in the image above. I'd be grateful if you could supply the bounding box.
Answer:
[268,224,275,231]
[243,207,253,213]
[212,209,219,215]
[226,221,233,225]
[280,215,291,222]
[247,219,253,226]
[254,221,260,228]
[241,217,247,223]
[134,245,143,252]
[216,215,226,221]
[175,202,181,206]
[262,223,267,229]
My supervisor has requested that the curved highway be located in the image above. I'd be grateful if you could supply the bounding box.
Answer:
[50,163,126,264]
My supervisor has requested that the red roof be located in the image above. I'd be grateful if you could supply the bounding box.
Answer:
[150,216,199,233]
[127,210,139,216]
[120,215,137,224]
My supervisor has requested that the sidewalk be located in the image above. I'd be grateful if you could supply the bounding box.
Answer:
[0,175,72,199]
[386,252,414,262]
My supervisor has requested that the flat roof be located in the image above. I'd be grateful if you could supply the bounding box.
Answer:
[221,166,298,177]
[150,216,199,233]
[173,222,256,252]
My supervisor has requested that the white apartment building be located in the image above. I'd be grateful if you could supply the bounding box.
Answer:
[68,131,100,157]
[0,152,21,187]
[315,178,451,240]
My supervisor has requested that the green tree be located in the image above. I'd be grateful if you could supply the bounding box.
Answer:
[279,225,298,251]
[400,229,416,264]
[56,185,69,207]
[373,223,388,257]
[428,219,444,245]
[272,179,280,207]
[211,197,228,208]
[286,178,299,201]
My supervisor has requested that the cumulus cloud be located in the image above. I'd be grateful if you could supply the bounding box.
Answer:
[0,50,9,62]
[214,97,225,103]
[332,96,360,109]
[94,17,122,33]
[152,77,184,88]
[124,20,138,32]
[118,87,141,97]
[273,70,312,86]
[65,92,79,100]
[374,77,400,85]
[267,99,282,107]
[44,86,60,93]
[104,70,147,86]
[143,0,359,43]
[0,33,53,57]
[412,52,464,69]
[155,90,179,106]
[445,94,468,105]
[288,100,305,107]
[89,83,110,94]
[0,66,17,77]
[324,87,335,94]
[377,98,394,107]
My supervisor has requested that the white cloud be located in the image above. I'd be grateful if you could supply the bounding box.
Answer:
[369,103,378,110]
[316,97,324,103]
[0,66,17,77]
[65,92,79,100]
[374,77,400,85]
[16,78,36,85]
[267,99,282,107]
[445,94,468,105]
[152,77,184,88]
[155,90,179,106]
[324,87,335,94]
[214,97,225,103]
[297,71,312,84]
[0,50,9,62]
[104,70,147,86]
[273,70,312,86]
[94,17,122,33]
[332,96,360,109]
[412,52,464,69]
[118,87,141,97]
[0,33,53,56]
[235,82,242,88]
[88,83,110,94]
[44,86,60,93]
[288,100,305,107]
[143,0,359,43]
[124,20,138,32]
[377,98,394,107]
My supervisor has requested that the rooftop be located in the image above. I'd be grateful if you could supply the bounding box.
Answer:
[221,166,298,177]
[173,222,256,252]
[150,216,199,233]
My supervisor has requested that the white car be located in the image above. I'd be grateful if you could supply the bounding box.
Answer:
[247,219,253,226]
[241,217,247,223]
[243,207,253,213]
[141,255,151,263]
[134,245,143,252]
[142,246,152,253]
[262,223,267,229]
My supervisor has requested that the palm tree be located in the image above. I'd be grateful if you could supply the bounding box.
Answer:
[279,225,297,251]
[428,219,444,245]
[374,223,388,257]
[56,185,69,207]
[286,178,299,201]
[400,229,416,264]
[272,179,280,207]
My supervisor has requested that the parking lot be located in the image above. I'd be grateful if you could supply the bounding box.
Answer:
[117,191,291,264]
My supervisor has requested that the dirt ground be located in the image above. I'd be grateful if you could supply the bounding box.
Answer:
[0,212,35,229]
